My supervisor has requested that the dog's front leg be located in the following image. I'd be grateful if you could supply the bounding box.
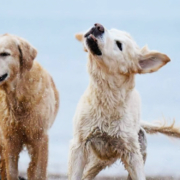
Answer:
[3,138,22,180]
[0,146,7,180]
[27,134,48,180]
[68,140,87,180]
[127,128,147,180]
[123,148,146,180]
[121,132,146,180]
[0,143,7,180]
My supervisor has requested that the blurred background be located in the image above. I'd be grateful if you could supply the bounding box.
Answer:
[1,0,180,178]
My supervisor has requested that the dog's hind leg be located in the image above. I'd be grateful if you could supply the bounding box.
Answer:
[138,128,147,163]
[127,128,147,180]
[68,140,87,180]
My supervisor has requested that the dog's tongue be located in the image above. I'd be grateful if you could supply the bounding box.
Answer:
[89,34,97,42]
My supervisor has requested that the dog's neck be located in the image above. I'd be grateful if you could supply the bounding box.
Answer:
[87,55,135,107]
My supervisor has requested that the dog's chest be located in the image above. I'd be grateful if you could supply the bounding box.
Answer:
[76,89,140,141]
[0,102,46,141]
[77,103,131,141]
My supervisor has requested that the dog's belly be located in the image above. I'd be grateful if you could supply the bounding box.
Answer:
[85,127,122,160]
[85,127,147,162]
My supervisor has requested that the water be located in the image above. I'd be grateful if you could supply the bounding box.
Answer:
[1,0,180,177]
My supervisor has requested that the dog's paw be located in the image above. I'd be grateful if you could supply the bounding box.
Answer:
[19,176,27,180]
[0,176,26,180]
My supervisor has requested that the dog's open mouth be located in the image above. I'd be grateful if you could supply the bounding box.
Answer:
[84,24,104,56]
[86,34,102,56]
[0,73,8,82]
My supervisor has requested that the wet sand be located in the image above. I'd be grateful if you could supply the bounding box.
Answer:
[47,176,179,180]
[18,173,180,180]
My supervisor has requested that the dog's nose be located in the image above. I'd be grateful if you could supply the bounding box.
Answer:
[94,23,104,33]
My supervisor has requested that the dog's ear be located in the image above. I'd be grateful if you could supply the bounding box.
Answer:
[17,37,37,72]
[75,33,88,52]
[140,45,149,54]
[75,33,84,42]
[138,47,170,74]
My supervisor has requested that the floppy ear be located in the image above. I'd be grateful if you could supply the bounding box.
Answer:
[75,33,88,52]
[17,37,37,72]
[138,47,170,74]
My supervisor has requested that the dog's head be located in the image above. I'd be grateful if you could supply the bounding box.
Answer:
[0,34,37,86]
[76,24,170,75]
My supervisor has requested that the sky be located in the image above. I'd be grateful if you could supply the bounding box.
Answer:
[1,0,180,177]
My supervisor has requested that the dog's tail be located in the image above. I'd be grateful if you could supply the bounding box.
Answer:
[141,120,180,138]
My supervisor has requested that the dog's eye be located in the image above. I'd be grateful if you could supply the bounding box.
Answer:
[116,41,123,51]
[0,52,10,57]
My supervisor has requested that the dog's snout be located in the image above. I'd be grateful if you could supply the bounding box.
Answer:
[84,23,105,39]
[94,23,104,33]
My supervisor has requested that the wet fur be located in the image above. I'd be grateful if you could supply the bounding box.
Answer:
[0,34,59,180]
[68,26,171,180]
[141,120,180,138]
[85,127,147,162]
[84,128,147,180]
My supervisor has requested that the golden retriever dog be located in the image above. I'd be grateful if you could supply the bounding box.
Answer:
[68,23,180,180]
[0,34,59,180]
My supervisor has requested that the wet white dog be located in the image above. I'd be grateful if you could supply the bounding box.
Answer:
[68,24,180,180]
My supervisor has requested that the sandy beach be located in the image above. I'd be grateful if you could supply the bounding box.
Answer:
[18,173,180,180]
[49,176,180,180]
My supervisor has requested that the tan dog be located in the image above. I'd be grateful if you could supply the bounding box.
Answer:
[0,34,59,180]
[68,24,180,180]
